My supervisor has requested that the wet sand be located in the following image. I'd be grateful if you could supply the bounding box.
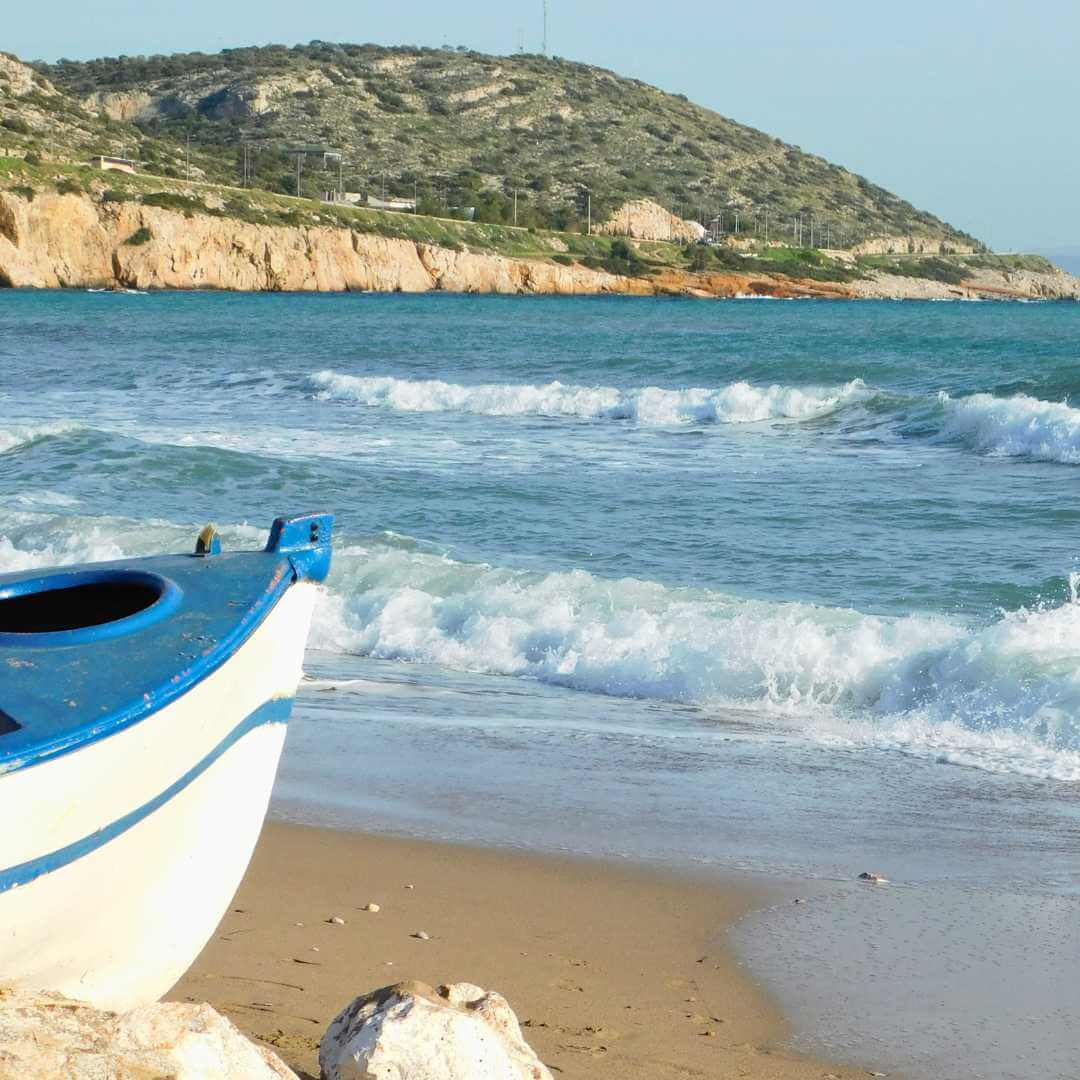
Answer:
[170,822,871,1079]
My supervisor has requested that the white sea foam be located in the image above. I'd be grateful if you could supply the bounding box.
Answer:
[0,422,76,454]
[309,371,870,425]
[309,540,1080,779]
[939,392,1080,463]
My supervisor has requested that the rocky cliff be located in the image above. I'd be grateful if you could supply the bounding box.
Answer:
[0,189,1075,301]
[598,200,706,243]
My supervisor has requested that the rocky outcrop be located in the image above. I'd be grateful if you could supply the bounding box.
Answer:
[0,189,1074,300]
[851,235,977,256]
[320,981,552,1080]
[0,189,660,295]
[0,54,50,98]
[598,199,706,243]
[0,987,295,1079]
[850,265,1080,301]
[83,89,159,123]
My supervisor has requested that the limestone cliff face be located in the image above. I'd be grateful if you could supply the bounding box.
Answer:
[0,190,762,297]
[0,190,1075,301]
[597,199,706,243]
[0,191,643,295]
[851,236,977,256]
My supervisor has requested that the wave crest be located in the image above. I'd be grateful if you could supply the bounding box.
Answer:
[0,422,77,454]
[940,392,1080,463]
[309,371,870,425]
[311,541,1080,777]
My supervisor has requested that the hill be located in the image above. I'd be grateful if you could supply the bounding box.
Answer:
[36,42,979,251]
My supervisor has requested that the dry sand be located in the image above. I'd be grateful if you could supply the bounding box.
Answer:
[171,823,870,1079]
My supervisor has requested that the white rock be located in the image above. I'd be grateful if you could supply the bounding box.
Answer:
[364,903,381,913]
[320,981,552,1080]
[858,871,890,884]
[0,987,296,1079]
[330,916,347,925]
[412,930,430,941]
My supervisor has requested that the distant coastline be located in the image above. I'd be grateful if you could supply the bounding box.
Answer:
[2,180,1078,302]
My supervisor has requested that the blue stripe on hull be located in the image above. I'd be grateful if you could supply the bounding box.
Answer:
[0,696,293,895]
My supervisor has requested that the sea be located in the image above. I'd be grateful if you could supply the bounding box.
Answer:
[2,290,1079,1079]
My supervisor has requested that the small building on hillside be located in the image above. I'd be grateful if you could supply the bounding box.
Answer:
[366,194,416,213]
[89,155,138,174]
[320,191,364,206]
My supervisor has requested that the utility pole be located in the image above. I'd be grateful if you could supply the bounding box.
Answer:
[186,133,191,182]
[413,177,418,213]
[764,206,769,244]
[514,187,519,226]
[542,0,548,56]
[296,153,302,197]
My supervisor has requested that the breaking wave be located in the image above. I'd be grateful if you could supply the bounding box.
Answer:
[309,371,871,425]
[309,538,1080,780]
[939,392,1080,463]
[0,422,77,454]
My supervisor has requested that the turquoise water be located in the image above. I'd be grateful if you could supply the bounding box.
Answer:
[3,290,1080,1077]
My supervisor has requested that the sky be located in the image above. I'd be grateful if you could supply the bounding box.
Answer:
[6,1,1078,252]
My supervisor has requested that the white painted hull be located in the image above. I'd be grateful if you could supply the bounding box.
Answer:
[0,582,316,1011]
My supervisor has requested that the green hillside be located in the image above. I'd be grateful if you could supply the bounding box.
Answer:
[37,42,979,249]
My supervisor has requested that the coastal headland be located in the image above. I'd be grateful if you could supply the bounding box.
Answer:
[1,179,1077,300]
[170,822,873,1080]
[1,46,1077,300]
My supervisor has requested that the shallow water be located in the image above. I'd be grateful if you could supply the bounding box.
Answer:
[2,290,1079,1077]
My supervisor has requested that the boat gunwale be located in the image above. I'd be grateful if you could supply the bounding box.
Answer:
[0,513,334,776]
[0,557,296,776]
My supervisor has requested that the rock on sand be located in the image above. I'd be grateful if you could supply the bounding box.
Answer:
[0,987,296,1079]
[320,980,553,1080]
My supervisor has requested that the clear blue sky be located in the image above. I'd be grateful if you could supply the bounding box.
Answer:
[7,1,1078,252]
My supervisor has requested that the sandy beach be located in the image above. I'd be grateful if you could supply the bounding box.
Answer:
[170,823,869,1079]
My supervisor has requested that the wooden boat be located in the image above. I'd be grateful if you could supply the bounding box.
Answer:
[0,513,333,1010]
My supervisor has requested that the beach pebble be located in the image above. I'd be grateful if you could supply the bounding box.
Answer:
[320,981,551,1080]
[412,930,431,941]
[404,883,414,889]
[328,916,346,925]
[794,897,806,904]
[363,902,381,913]
[858,872,890,884]
[310,946,320,952]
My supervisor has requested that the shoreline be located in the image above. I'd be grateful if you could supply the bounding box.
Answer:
[169,822,874,1080]
[1,187,1077,301]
